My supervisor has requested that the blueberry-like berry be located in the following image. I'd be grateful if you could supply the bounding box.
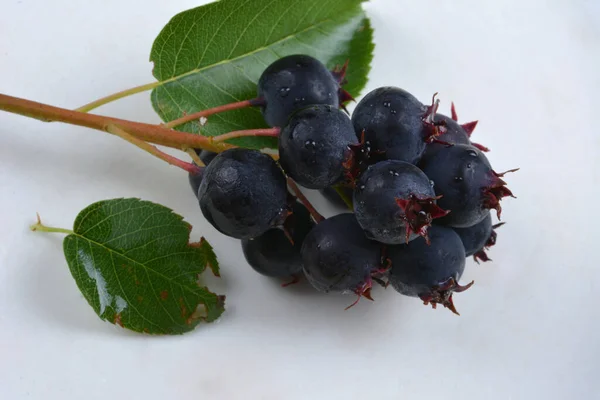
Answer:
[453,213,504,263]
[301,213,386,307]
[388,225,473,315]
[257,54,341,127]
[421,144,516,228]
[279,105,358,189]
[351,86,430,164]
[188,150,218,198]
[353,160,448,244]
[198,148,290,239]
[241,202,315,279]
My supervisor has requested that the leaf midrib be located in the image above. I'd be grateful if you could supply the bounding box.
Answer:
[68,231,208,299]
[153,11,358,86]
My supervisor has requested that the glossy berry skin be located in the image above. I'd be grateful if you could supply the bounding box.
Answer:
[198,148,290,239]
[388,225,471,314]
[188,150,218,199]
[351,86,428,164]
[453,213,503,262]
[353,160,445,244]
[279,105,358,189]
[241,202,314,278]
[257,54,340,127]
[453,212,493,257]
[421,144,515,228]
[301,213,382,296]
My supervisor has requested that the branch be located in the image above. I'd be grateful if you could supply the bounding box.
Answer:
[0,93,234,153]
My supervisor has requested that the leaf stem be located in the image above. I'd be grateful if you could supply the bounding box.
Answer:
[211,127,280,143]
[163,99,260,129]
[106,124,203,175]
[334,185,354,210]
[287,178,324,223]
[30,214,74,235]
[75,81,161,113]
[0,93,233,153]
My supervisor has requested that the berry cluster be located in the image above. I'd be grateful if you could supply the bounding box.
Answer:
[188,54,517,315]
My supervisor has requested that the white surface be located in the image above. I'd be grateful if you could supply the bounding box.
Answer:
[1,1,598,399]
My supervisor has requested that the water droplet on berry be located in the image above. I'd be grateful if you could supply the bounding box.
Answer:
[388,169,399,176]
[304,140,317,149]
[359,185,365,190]
[383,101,391,108]
[430,180,435,186]
[454,176,464,182]
[279,87,290,97]
[468,150,477,157]
[466,162,472,169]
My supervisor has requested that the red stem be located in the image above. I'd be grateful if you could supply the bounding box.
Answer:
[163,98,262,129]
[287,178,324,223]
[0,93,234,153]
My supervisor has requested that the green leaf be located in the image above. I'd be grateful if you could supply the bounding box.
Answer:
[150,0,374,149]
[62,198,225,334]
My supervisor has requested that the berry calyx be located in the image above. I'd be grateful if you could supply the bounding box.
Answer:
[419,277,474,315]
[395,194,450,244]
[482,169,519,219]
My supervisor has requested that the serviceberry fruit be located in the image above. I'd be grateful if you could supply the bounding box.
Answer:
[188,150,218,198]
[421,144,517,228]
[257,54,344,127]
[279,105,358,189]
[388,225,473,315]
[241,202,314,280]
[351,86,432,164]
[453,213,504,263]
[301,213,387,308]
[198,148,290,239]
[353,160,449,244]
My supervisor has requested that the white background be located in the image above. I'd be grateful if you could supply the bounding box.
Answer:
[1,0,599,399]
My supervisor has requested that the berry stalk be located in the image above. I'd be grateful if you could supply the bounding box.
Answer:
[162,98,263,129]
[286,178,324,223]
[106,124,203,175]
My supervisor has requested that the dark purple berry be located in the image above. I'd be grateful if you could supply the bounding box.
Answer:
[257,55,341,127]
[453,213,504,263]
[241,202,314,279]
[420,144,517,228]
[198,148,290,239]
[188,150,218,198]
[279,105,358,189]
[301,213,386,307]
[351,86,430,164]
[388,225,473,315]
[353,160,449,244]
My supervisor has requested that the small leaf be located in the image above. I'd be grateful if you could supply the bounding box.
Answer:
[62,198,225,334]
[150,0,374,149]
